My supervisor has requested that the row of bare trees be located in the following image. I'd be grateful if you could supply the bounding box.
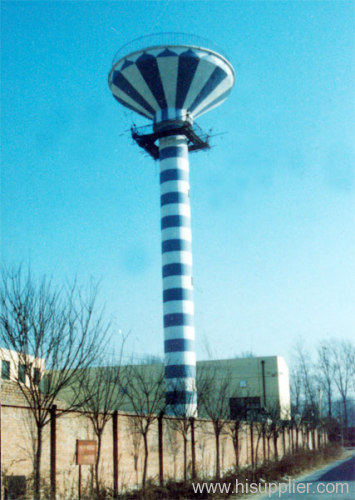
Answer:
[291,338,355,438]
[78,363,243,489]
[1,267,353,497]
[0,268,252,495]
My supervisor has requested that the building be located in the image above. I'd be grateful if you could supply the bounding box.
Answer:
[198,356,291,420]
[100,355,291,421]
[0,347,45,388]
[17,352,290,421]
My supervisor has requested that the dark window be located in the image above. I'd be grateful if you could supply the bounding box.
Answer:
[1,360,10,380]
[33,368,41,386]
[18,364,26,383]
[230,396,261,419]
[5,475,26,498]
[42,372,52,393]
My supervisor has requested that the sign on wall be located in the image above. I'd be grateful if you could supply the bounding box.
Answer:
[76,440,97,465]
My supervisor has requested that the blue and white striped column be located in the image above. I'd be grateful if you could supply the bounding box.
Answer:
[159,134,197,417]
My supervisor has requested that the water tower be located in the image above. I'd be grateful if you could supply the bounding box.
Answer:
[108,33,235,417]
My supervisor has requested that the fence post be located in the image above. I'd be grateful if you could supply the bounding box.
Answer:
[50,404,57,500]
[158,412,164,485]
[190,417,196,479]
[113,410,118,498]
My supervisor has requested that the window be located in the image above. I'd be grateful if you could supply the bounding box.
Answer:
[1,360,10,380]
[240,380,247,388]
[33,368,41,386]
[42,372,52,393]
[5,476,26,498]
[18,364,26,384]
[230,396,261,419]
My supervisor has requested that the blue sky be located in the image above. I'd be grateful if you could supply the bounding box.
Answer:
[1,1,354,364]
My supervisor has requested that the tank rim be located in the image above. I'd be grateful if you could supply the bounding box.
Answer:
[111,32,230,64]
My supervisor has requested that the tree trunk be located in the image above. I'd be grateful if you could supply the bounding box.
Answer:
[183,435,187,481]
[255,433,261,465]
[143,431,149,489]
[262,426,266,461]
[34,425,43,500]
[250,422,254,474]
[342,397,348,434]
[233,425,239,468]
[215,428,220,479]
[95,432,102,496]
[190,417,196,479]
[273,433,278,461]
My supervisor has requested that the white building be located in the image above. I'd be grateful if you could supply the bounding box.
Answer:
[0,348,45,388]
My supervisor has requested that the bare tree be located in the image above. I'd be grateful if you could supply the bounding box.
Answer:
[234,351,256,358]
[290,364,302,415]
[167,413,192,480]
[165,421,181,479]
[74,338,127,496]
[122,362,166,489]
[293,341,318,421]
[331,339,355,434]
[260,417,272,461]
[0,267,109,499]
[197,365,237,479]
[264,403,285,461]
[128,416,143,487]
[227,418,245,469]
[226,386,248,469]
[164,376,197,480]
[316,341,335,419]
[253,420,264,466]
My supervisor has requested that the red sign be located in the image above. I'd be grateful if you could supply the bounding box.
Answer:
[76,440,97,465]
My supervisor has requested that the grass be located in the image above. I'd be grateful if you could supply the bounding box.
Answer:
[114,443,343,499]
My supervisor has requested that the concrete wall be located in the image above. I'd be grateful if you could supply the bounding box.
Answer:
[1,401,326,498]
